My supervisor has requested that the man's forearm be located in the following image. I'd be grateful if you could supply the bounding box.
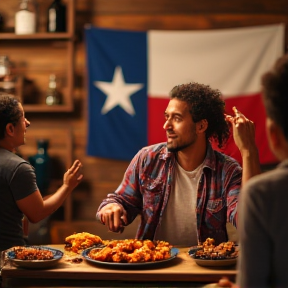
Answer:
[241,147,261,185]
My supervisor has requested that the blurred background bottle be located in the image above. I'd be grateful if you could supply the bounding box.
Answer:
[0,55,9,81]
[0,12,4,32]
[28,139,52,245]
[28,139,51,195]
[15,0,36,35]
[47,0,66,33]
[0,55,16,95]
[46,74,61,105]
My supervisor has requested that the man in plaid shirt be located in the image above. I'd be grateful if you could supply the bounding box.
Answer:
[96,82,261,246]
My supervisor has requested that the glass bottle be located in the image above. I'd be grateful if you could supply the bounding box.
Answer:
[46,74,61,105]
[47,0,66,33]
[0,55,10,81]
[0,12,4,32]
[0,55,16,94]
[28,139,51,195]
[15,0,36,35]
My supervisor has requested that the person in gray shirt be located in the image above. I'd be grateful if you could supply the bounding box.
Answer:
[0,94,83,251]
[219,53,288,288]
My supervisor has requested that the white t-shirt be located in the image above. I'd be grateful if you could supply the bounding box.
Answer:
[155,161,204,247]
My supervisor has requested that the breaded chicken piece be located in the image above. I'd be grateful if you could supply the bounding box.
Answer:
[64,232,103,253]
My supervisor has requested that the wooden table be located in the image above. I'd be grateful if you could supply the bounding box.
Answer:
[1,245,237,288]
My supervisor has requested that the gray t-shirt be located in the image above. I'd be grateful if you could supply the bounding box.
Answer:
[236,159,288,287]
[0,148,38,251]
[155,162,203,246]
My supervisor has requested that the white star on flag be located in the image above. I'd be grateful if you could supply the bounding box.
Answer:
[94,66,144,115]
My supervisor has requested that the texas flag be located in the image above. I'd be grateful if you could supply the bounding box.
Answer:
[85,24,284,164]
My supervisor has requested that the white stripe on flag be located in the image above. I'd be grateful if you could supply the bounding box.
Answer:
[148,24,284,98]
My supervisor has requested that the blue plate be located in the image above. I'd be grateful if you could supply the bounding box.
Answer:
[82,247,179,268]
[7,246,63,269]
[188,245,202,255]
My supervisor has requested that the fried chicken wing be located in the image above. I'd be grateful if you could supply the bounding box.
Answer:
[64,232,103,253]
[88,246,113,262]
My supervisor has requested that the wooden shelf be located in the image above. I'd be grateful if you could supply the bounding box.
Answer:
[0,0,75,113]
[24,103,74,113]
[0,32,74,40]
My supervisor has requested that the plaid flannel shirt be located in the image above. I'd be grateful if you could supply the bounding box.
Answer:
[97,142,242,245]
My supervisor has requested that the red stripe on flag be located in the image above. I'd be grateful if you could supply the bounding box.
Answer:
[148,97,169,145]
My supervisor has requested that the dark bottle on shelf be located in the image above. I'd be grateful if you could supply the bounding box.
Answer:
[0,12,4,32]
[47,0,66,32]
[28,139,51,195]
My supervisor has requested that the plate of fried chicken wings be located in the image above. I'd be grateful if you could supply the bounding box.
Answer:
[81,239,179,268]
[188,238,238,267]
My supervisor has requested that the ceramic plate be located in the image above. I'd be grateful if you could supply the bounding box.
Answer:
[7,246,63,269]
[191,255,237,267]
[82,247,179,268]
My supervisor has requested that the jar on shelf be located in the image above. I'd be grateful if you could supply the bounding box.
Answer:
[15,0,37,35]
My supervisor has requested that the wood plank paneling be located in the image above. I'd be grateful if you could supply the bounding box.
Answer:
[74,0,288,47]
[75,0,288,14]
[89,14,288,30]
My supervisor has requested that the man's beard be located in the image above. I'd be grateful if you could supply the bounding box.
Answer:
[167,142,191,153]
[167,132,197,153]
[166,127,197,153]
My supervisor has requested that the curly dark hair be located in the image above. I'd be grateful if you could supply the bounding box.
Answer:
[0,94,22,140]
[169,82,230,148]
[261,54,288,141]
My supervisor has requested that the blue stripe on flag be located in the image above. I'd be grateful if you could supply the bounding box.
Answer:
[85,27,148,160]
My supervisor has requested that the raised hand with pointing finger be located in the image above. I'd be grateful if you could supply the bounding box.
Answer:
[226,106,261,184]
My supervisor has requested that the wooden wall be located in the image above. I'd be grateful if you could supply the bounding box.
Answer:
[3,0,288,241]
